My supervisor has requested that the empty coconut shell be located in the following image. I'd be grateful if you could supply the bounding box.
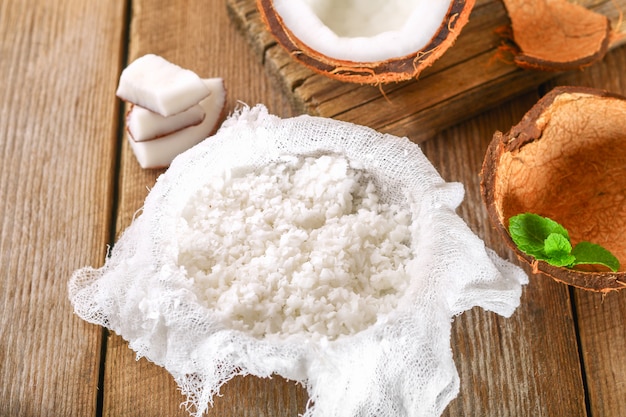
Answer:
[481,86,626,292]
[256,0,475,84]
[502,0,611,71]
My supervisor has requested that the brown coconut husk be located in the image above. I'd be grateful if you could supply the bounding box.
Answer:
[502,0,612,71]
[256,0,475,84]
[481,86,626,292]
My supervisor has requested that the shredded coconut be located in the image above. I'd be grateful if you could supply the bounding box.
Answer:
[176,154,413,340]
[69,105,528,417]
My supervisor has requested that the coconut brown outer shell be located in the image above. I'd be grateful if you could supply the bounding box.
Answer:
[256,0,475,84]
[502,0,611,71]
[481,86,626,292]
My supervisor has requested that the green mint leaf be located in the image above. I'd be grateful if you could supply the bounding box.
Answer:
[571,241,621,272]
[508,213,570,258]
[544,233,572,257]
[509,213,621,272]
[542,233,576,266]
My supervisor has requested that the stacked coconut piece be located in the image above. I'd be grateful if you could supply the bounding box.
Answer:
[116,54,226,169]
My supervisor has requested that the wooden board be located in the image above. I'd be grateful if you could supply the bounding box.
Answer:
[419,94,589,417]
[543,52,626,417]
[102,1,304,416]
[0,0,125,416]
[3,1,626,417]
[227,0,626,142]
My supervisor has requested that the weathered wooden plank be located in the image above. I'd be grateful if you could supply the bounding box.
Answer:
[103,0,301,415]
[546,45,626,417]
[103,1,626,416]
[421,95,588,416]
[227,0,626,142]
[4,1,626,417]
[0,0,126,416]
[107,331,307,417]
[319,51,528,133]
[103,333,190,417]
[575,290,626,417]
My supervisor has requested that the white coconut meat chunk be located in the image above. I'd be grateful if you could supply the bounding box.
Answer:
[272,0,454,62]
[127,103,206,142]
[116,54,211,117]
[129,78,226,169]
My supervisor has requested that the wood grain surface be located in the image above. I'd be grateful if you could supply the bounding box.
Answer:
[1,0,626,416]
[543,50,626,417]
[228,0,626,142]
[0,0,125,416]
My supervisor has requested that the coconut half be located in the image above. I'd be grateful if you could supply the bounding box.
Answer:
[481,86,626,293]
[502,0,612,71]
[257,0,476,84]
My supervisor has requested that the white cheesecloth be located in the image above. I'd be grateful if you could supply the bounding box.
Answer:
[69,105,528,417]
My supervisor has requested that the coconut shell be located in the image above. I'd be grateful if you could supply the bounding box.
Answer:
[502,0,611,71]
[481,86,626,292]
[256,0,475,84]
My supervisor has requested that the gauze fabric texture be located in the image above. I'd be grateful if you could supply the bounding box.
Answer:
[69,105,528,417]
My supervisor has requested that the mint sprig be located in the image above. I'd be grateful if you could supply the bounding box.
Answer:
[508,213,620,272]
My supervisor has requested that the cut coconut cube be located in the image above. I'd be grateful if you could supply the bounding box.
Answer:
[129,78,227,169]
[116,54,210,116]
[126,103,206,142]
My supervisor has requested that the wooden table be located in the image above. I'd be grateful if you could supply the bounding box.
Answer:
[1,1,625,416]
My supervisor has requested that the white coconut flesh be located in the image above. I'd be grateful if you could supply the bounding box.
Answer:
[273,0,454,62]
